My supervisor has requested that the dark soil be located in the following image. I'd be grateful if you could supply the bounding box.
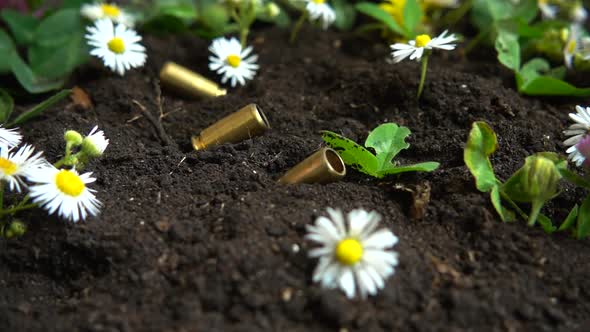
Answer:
[1,26,589,332]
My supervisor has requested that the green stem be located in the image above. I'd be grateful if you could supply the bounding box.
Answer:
[0,182,4,211]
[0,203,37,217]
[464,27,490,55]
[499,190,529,220]
[440,0,474,28]
[417,54,430,100]
[240,27,249,48]
[290,11,308,44]
[528,200,543,226]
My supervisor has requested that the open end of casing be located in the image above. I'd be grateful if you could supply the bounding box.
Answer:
[252,104,271,130]
[324,148,346,176]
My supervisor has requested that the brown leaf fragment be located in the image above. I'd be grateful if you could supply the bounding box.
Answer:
[70,86,93,110]
[389,181,431,220]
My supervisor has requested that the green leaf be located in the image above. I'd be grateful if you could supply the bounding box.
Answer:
[321,130,379,176]
[558,204,578,231]
[28,32,88,80]
[378,161,439,177]
[0,10,39,46]
[402,0,422,37]
[333,0,356,31]
[199,4,230,33]
[8,89,71,126]
[495,30,520,71]
[576,195,590,239]
[518,58,549,81]
[517,75,590,97]
[355,2,405,36]
[464,121,498,192]
[0,89,14,124]
[559,168,590,189]
[34,9,83,47]
[159,4,197,20]
[491,185,515,222]
[10,54,66,94]
[365,123,410,171]
[538,214,556,234]
[0,28,17,73]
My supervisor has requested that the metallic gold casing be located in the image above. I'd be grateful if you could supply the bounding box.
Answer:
[278,147,346,185]
[192,104,270,151]
[159,62,227,98]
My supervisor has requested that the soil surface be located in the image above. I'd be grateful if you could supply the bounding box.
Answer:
[0,26,589,332]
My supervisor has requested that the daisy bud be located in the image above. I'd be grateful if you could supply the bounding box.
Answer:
[521,155,561,202]
[64,130,83,146]
[4,220,26,239]
[266,2,280,17]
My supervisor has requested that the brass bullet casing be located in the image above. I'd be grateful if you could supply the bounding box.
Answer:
[192,104,270,151]
[159,62,227,98]
[278,147,346,185]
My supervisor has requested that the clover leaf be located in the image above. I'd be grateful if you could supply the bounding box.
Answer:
[321,123,439,178]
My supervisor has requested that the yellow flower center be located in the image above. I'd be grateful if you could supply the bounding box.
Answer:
[379,0,406,25]
[0,158,17,175]
[226,54,241,68]
[415,34,432,48]
[107,37,125,54]
[567,39,577,53]
[55,170,85,197]
[313,0,326,3]
[101,4,120,18]
[335,238,363,266]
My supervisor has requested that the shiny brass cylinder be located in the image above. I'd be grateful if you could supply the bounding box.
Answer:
[192,104,270,151]
[278,147,346,185]
[159,62,227,98]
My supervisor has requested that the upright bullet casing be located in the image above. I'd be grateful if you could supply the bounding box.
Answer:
[160,62,226,98]
[192,104,270,151]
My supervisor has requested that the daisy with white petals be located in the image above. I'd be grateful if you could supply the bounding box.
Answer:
[28,166,101,222]
[538,0,557,19]
[81,2,135,27]
[0,126,22,149]
[390,30,458,99]
[390,30,458,63]
[86,18,147,76]
[563,25,581,69]
[305,0,336,30]
[306,208,399,299]
[571,3,587,24]
[82,126,109,157]
[564,105,590,167]
[0,145,46,192]
[209,37,259,87]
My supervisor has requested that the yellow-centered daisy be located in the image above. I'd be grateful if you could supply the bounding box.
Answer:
[81,2,135,27]
[305,0,336,29]
[0,145,46,193]
[390,30,458,63]
[28,166,101,222]
[0,126,22,148]
[305,208,399,299]
[86,19,147,76]
[209,37,259,87]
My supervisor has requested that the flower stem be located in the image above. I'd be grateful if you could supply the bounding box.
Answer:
[290,11,308,44]
[0,182,4,211]
[0,203,37,217]
[240,27,249,48]
[440,0,474,28]
[464,27,490,55]
[417,54,430,100]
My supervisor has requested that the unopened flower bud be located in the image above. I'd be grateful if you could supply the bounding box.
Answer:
[64,130,83,146]
[522,155,561,201]
[266,2,280,17]
[4,220,26,238]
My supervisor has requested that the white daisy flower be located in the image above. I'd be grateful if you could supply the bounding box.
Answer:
[538,0,557,19]
[0,126,22,148]
[81,2,135,27]
[390,30,458,63]
[563,25,581,69]
[564,105,590,167]
[28,166,101,222]
[86,18,147,76]
[305,208,399,299]
[82,126,109,157]
[0,145,46,192]
[571,3,588,24]
[305,0,336,29]
[209,37,259,87]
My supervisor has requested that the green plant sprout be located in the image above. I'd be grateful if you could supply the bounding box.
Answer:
[471,0,590,97]
[321,123,439,178]
[0,89,70,127]
[223,0,259,46]
[463,121,575,233]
